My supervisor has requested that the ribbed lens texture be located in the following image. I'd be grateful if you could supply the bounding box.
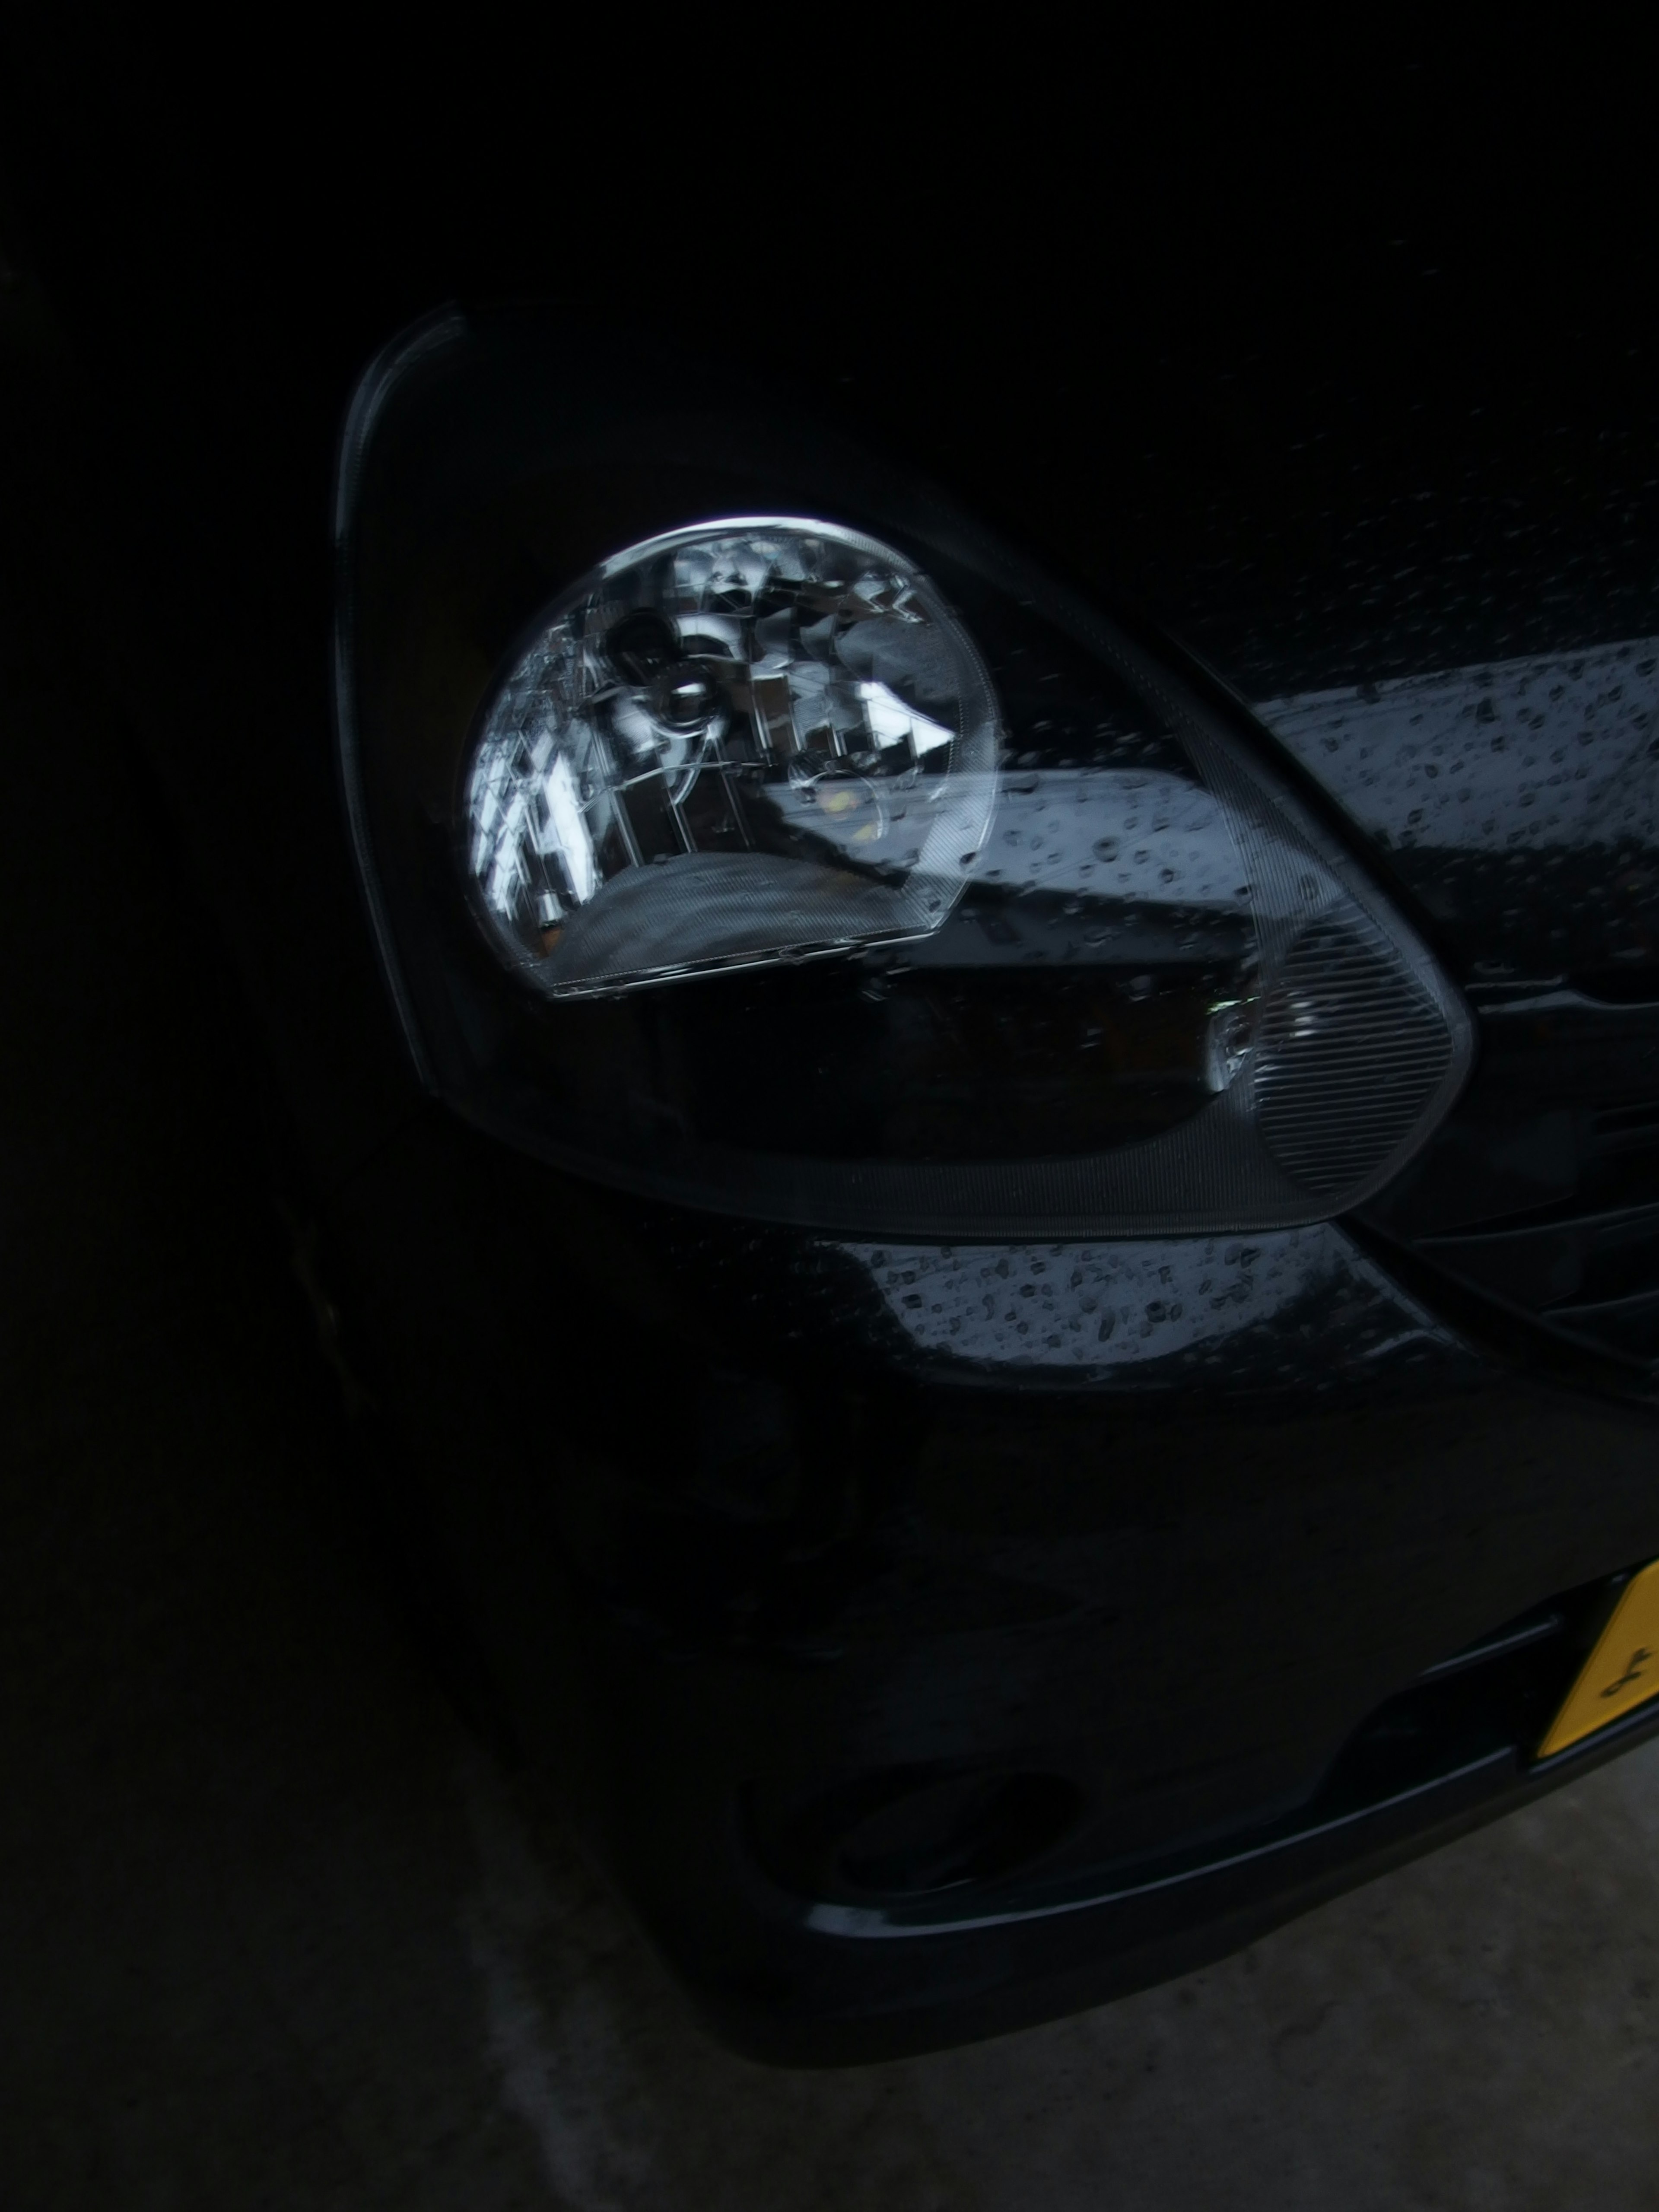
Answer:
[1255,914,1455,1198]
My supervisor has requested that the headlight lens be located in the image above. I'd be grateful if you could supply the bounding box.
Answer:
[463,519,998,995]
[336,311,1473,1236]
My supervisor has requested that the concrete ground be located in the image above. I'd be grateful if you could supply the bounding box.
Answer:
[5,276,1659,2212]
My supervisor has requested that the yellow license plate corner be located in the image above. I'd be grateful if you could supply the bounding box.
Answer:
[1538,1559,1659,1760]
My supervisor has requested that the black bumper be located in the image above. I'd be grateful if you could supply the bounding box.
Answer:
[320,1105,1659,2062]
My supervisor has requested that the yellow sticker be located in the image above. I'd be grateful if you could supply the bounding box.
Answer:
[1538,1559,1659,1758]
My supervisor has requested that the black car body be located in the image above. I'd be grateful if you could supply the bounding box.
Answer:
[6,70,1659,2062]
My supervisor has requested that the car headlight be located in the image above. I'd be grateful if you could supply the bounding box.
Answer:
[336,308,1473,1237]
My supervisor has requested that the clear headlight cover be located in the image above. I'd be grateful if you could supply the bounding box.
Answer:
[335,310,1473,1237]
[464,520,998,995]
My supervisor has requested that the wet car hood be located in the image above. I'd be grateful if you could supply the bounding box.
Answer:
[800,323,1659,998]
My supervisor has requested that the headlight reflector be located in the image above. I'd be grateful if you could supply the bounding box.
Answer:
[464,519,998,994]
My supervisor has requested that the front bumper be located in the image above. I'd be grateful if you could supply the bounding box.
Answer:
[323,1103,1659,2062]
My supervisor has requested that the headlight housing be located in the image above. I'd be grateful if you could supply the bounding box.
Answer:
[335,308,1472,1237]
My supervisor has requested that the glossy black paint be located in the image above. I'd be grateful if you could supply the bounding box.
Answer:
[6,86,1659,2059]
[317,1100,1659,2059]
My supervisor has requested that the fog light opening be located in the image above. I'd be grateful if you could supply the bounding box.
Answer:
[830,1770,1084,1898]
